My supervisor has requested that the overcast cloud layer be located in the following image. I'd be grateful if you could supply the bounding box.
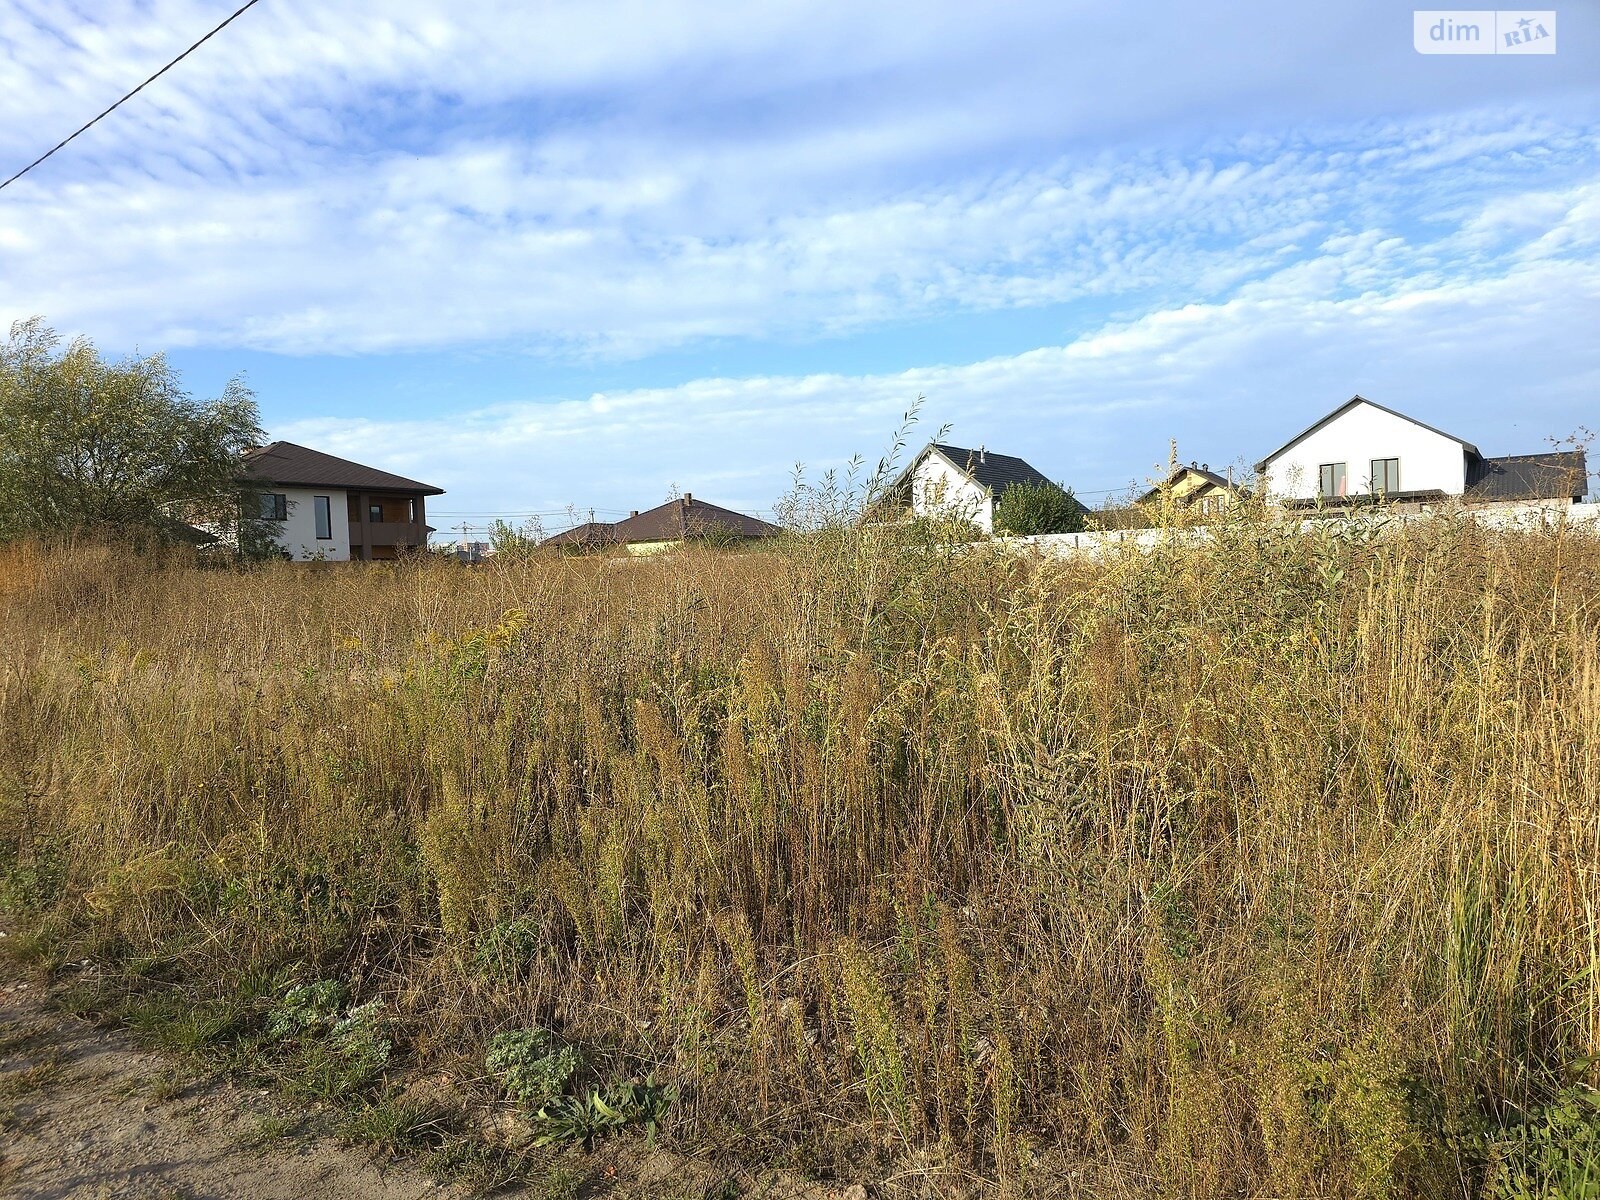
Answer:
[1,1,1596,521]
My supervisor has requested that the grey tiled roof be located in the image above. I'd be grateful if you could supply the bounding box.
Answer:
[928,443,1055,496]
[1466,451,1588,501]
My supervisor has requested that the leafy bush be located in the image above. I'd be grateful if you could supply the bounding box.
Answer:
[1484,1084,1600,1200]
[486,1027,582,1108]
[267,982,392,1098]
[267,980,349,1040]
[992,479,1085,535]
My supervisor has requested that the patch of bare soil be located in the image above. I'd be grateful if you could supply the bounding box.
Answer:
[0,970,465,1200]
[0,941,858,1200]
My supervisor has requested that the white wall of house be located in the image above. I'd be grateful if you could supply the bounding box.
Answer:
[1263,402,1468,500]
[263,487,351,561]
[909,453,994,532]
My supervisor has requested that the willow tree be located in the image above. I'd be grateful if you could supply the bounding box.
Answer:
[0,317,263,546]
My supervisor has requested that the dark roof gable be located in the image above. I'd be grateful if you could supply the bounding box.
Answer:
[928,443,1054,496]
[1254,396,1479,471]
[241,441,444,496]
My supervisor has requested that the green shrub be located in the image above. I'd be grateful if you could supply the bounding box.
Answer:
[992,479,1085,535]
[1485,1085,1600,1200]
[472,915,542,986]
[486,1027,582,1108]
[266,979,349,1040]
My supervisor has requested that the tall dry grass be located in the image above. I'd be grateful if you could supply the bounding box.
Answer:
[1,515,1598,1197]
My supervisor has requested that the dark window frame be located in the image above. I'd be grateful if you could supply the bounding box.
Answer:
[313,495,333,540]
[1370,457,1400,495]
[369,502,384,524]
[259,492,288,521]
[1318,462,1348,499]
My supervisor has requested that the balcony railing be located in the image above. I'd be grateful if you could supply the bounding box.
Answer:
[350,520,427,547]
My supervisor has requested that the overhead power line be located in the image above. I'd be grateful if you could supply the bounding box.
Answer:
[0,0,267,194]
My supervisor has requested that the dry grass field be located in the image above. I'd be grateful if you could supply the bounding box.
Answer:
[1,516,1598,1198]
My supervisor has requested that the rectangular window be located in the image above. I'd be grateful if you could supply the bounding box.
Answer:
[314,495,332,540]
[1370,458,1400,494]
[1319,463,1348,499]
[258,492,287,521]
[369,503,384,523]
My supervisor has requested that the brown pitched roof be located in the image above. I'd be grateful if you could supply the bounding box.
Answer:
[542,521,617,547]
[611,495,781,544]
[241,441,444,496]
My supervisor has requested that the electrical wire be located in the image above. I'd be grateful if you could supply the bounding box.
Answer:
[0,0,268,193]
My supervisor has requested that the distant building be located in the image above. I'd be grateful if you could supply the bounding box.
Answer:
[1257,396,1588,508]
[542,521,617,550]
[543,494,779,554]
[1136,463,1249,518]
[240,442,443,561]
[884,442,1083,533]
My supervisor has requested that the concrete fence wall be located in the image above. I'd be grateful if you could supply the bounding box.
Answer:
[1007,501,1600,558]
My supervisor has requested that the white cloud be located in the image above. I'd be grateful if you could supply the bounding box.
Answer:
[0,0,1595,531]
[276,236,1600,521]
[1,112,1593,358]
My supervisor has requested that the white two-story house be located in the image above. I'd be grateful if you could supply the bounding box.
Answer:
[240,442,444,561]
[1256,396,1588,508]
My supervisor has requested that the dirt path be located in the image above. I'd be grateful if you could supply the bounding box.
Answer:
[0,940,851,1200]
[0,969,465,1200]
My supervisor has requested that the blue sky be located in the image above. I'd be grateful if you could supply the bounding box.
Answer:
[1,1,1597,530]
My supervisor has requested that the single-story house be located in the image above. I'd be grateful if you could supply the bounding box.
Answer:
[542,521,618,550]
[544,494,780,554]
[240,441,444,561]
[1136,463,1249,517]
[884,442,1084,534]
[1256,396,1588,508]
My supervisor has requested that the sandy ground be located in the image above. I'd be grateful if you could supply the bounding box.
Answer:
[0,969,468,1200]
[0,936,854,1200]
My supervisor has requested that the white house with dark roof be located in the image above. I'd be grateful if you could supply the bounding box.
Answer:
[240,442,444,561]
[887,443,1083,533]
[1256,397,1588,508]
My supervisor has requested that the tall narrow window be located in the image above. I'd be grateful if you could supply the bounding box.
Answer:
[259,493,288,521]
[314,495,333,540]
[369,502,384,524]
[1370,458,1400,494]
[1319,463,1348,499]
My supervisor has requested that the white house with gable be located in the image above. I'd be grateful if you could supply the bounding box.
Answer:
[884,442,1084,533]
[1256,396,1588,508]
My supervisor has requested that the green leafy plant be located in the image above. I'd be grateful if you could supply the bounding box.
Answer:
[1484,1084,1600,1200]
[265,981,391,1099]
[472,915,542,986]
[992,479,1085,535]
[266,980,349,1041]
[530,1077,676,1147]
[486,1027,582,1108]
